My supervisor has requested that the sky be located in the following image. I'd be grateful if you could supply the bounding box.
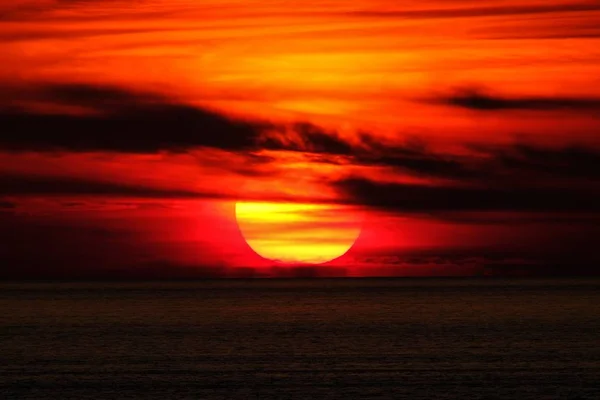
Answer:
[1,0,600,279]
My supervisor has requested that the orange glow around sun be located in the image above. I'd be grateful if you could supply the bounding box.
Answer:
[235,201,362,264]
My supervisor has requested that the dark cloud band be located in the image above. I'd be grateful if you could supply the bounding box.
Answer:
[336,177,600,213]
[434,87,600,112]
[0,83,362,156]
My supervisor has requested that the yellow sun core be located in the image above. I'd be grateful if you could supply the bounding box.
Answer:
[235,201,361,264]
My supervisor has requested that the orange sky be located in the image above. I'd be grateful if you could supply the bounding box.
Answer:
[1,0,600,277]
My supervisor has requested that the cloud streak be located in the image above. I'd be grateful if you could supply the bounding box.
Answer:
[0,83,369,156]
[333,140,600,214]
[0,200,16,209]
[348,3,600,20]
[434,87,600,112]
[0,83,270,153]
[336,177,600,213]
[0,174,208,198]
[4,81,600,217]
[358,142,600,182]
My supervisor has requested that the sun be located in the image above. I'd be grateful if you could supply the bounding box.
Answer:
[235,201,362,264]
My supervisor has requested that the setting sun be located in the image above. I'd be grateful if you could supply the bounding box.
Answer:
[235,201,362,264]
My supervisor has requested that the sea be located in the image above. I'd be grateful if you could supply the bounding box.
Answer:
[1,278,599,399]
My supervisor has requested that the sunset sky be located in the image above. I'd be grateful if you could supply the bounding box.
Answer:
[1,0,600,278]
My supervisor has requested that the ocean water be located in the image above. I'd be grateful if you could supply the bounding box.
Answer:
[1,278,599,399]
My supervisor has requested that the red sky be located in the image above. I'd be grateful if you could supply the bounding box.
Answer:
[1,0,600,278]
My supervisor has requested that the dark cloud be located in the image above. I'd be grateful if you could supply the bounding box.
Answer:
[415,211,600,226]
[0,83,366,156]
[0,26,184,43]
[478,20,600,41]
[0,83,268,153]
[365,142,600,183]
[0,83,422,158]
[349,3,600,20]
[0,173,334,204]
[332,131,600,185]
[0,200,16,209]
[291,123,355,154]
[40,83,161,107]
[364,154,468,178]
[434,86,600,112]
[4,83,600,216]
[336,177,600,213]
[470,144,600,181]
[259,122,357,156]
[0,2,183,24]
[495,32,600,40]
[353,137,475,179]
[0,174,208,198]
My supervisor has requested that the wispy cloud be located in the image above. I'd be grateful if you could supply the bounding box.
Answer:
[0,174,206,198]
[335,176,600,213]
[346,3,600,20]
[431,86,600,112]
[0,83,269,153]
[0,199,16,209]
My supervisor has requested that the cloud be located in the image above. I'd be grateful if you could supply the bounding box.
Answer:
[288,122,356,154]
[0,83,269,153]
[331,139,600,217]
[348,3,600,20]
[0,174,209,198]
[260,122,357,155]
[336,176,600,213]
[353,137,474,179]
[358,141,600,183]
[469,144,600,180]
[326,137,600,215]
[0,173,337,204]
[0,83,370,156]
[4,82,600,213]
[335,141,600,214]
[334,133,600,222]
[0,200,16,209]
[433,86,600,112]
[40,83,162,107]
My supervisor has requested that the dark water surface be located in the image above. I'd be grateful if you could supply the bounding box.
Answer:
[1,278,599,399]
